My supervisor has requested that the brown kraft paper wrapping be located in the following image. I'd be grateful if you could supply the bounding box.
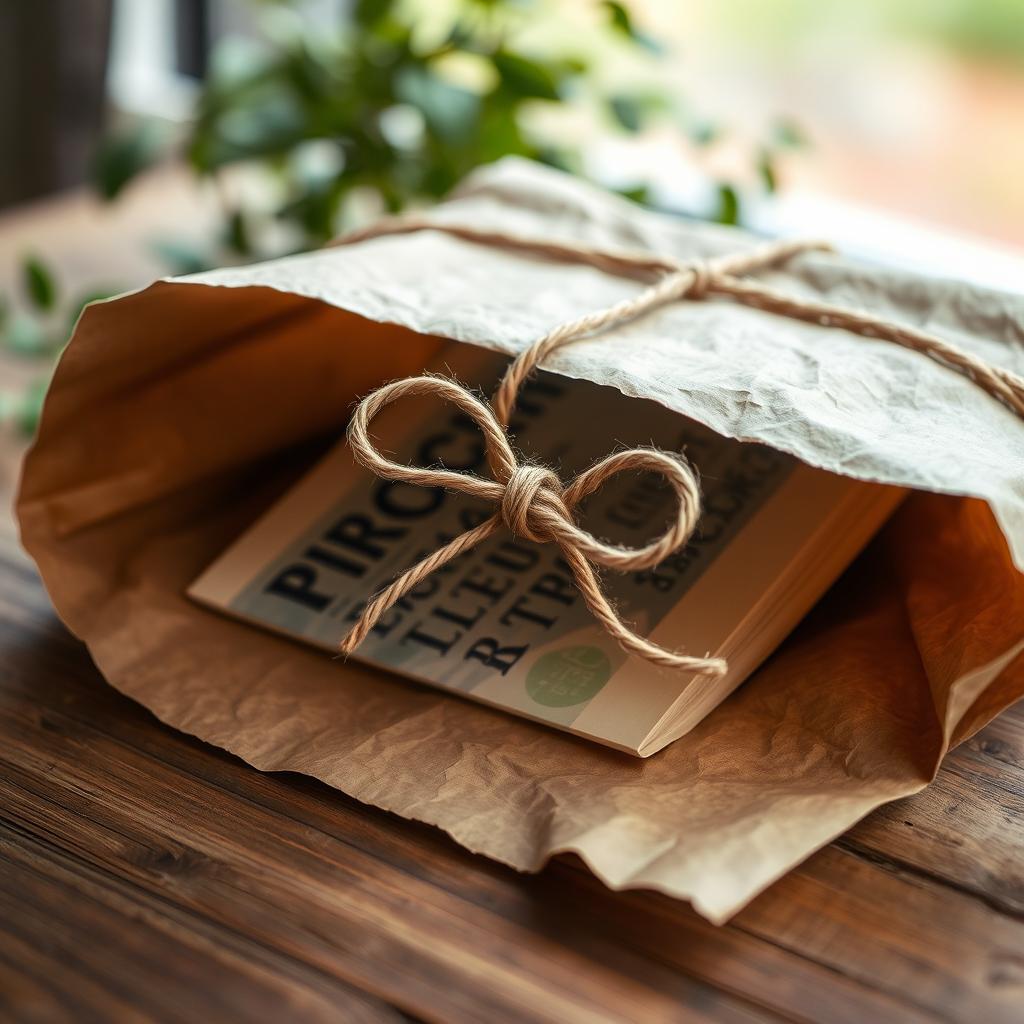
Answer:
[16,159,1024,923]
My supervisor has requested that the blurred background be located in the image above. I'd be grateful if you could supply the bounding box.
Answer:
[1,0,1023,446]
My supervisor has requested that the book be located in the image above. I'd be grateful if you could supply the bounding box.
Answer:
[189,343,904,756]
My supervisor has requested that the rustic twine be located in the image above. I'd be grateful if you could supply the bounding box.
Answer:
[335,218,1024,674]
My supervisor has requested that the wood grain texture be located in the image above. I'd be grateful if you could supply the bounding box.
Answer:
[1,525,1023,1023]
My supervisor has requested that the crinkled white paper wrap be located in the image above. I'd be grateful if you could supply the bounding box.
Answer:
[192,158,1024,565]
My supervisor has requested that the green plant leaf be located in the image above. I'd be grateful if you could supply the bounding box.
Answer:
[396,66,479,144]
[601,0,663,53]
[604,0,633,35]
[477,95,536,163]
[15,377,49,437]
[773,117,807,149]
[757,149,778,193]
[277,179,348,244]
[353,0,394,27]
[22,256,58,312]
[617,183,651,205]
[191,89,311,171]
[225,209,254,257]
[687,119,719,147]
[492,52,560,101]
[608,95,643,133]
[534,145,577,175]
[713,182,741,225]
[93,120,164,201]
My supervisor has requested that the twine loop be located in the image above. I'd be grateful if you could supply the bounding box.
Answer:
[335,218,1024,675]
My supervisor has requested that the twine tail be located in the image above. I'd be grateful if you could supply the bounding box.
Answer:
[340,516,502,655]
[558,545,728,676]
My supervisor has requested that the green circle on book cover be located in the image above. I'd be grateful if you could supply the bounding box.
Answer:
[526,646,611,707]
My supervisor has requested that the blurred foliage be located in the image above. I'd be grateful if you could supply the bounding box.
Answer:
[0,254,116,435]
[713,0,1024,65]
[4,0,804,436]
[695,115,806,225]
[913,0,1024,65]
[95,0,796,256]
[96,0,669,253]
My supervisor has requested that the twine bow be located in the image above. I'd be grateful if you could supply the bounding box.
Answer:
[342,373,715,671]
[338,221,1024,673]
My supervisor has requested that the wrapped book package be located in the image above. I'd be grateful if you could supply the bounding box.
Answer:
[17,159,1024,923]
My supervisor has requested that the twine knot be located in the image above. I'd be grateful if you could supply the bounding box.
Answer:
[335,221,1024,676]
[683,260,714,300]
[501,464,568,544]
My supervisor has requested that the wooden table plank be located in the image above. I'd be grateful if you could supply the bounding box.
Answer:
[0,615,919,1024]
[736,846,1024,1023]
[2,531,1022,1022]
[0,827,400,1024]
[844,729,1024,916]
[0,573,772,1024]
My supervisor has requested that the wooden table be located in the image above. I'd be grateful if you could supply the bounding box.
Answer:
[2,179,1023,1024]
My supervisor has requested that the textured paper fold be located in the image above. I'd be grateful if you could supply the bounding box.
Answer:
[17,158,1024,922]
